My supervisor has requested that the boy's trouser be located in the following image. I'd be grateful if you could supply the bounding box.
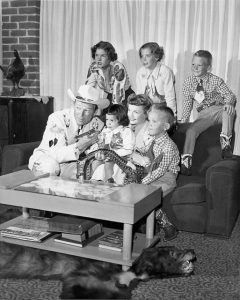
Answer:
[150,171,177,194]
[183,105,235,155]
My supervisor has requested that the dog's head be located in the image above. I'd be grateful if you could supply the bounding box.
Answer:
[131,246,196,279]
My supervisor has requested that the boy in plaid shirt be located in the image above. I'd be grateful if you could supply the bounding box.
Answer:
[180,50,236,175]
[129,104,180,240]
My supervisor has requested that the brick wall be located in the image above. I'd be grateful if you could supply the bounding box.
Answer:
[1,0,40,95]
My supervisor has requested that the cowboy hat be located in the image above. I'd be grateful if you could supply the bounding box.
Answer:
[67,85,109,109]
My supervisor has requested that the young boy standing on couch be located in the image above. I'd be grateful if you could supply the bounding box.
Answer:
[180,50,236,175]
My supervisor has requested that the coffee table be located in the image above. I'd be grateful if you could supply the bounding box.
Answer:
[0,170,162,270]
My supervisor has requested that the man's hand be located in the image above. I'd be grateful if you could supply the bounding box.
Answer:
[76,132,98,152]
[224,104,235,115]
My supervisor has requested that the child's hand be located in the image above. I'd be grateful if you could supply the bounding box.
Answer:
[126,161,136,170]
[95,151,105,160]
[131,153,151,167]
[224,104,235,115]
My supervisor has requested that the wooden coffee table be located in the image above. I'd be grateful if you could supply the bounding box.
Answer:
[0,170,162,270]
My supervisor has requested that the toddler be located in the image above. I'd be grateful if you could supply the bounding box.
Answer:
[91,104,135,183]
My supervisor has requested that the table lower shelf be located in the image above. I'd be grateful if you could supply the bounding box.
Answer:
[0,216,160,267]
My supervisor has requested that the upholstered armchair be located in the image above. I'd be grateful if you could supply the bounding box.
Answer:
[163,123,240,238]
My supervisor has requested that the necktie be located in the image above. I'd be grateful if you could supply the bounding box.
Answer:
[196,79,204,92]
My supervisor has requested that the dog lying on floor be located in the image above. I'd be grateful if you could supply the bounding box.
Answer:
[0,242,196,299]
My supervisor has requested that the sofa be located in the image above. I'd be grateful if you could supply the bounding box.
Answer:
[1,123,240,238]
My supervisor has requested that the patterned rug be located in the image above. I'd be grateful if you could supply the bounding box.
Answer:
[131,215,240,300]
[0,279,62,300]
[0,205,239,299]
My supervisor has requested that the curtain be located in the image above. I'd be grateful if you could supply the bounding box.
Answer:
[40,0,240,154]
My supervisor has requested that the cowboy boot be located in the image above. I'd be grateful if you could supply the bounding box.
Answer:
[156,209,178,241]
[180,154,192,176]
[220,134,233,159]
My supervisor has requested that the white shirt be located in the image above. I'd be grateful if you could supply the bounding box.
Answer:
[28,109,100,170]
[136,62,177,115]
[90,125,135,157]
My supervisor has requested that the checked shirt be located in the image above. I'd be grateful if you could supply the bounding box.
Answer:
[181,73,236,122]
[141,132,180,185]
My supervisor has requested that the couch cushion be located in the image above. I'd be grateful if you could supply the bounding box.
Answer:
[1,142,39,175]
[171,175,206,205]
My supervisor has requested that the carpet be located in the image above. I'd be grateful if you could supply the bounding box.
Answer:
[131,215,240,300]
[0,204,239,300]
[0,279,62,300]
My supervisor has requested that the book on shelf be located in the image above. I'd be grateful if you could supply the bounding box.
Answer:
[54,226,104,248]
[98,230,123,252]
[61,223,103,242]
[47,214,98,234]
[0,216,53,242]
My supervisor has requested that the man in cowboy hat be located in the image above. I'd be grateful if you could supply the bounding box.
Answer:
[28,85,109,177]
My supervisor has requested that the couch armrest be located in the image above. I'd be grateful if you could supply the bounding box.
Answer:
[1,141,40,175]
[205,157,240,238]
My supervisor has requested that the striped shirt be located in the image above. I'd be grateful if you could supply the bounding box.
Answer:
[141,132,180,185]
[181,73,236,122]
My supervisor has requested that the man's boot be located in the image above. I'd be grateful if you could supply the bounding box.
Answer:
[156,209,178,241]
[220,134,233,159]
[180,154,192,176]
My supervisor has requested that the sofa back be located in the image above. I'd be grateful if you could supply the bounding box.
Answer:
[171,123,223,176]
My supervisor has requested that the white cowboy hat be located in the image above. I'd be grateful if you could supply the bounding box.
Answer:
[67,85,109,109]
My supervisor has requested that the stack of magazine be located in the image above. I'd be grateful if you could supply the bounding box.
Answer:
[98,230,123,252]
[0,217,53,242]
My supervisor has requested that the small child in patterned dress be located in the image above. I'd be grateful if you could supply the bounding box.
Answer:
[91,104,135,183]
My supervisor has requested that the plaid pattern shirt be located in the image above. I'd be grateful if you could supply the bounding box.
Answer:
[181,73,236,122]
[141,132,180,185]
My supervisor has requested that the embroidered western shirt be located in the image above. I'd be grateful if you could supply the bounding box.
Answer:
[86,61,131,105]
[141,132,180,185]
[89,125,135,157]
[181,72,236,122]
[28,109,100,170]
[136,62,177,115]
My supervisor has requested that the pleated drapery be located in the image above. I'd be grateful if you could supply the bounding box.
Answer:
[40,0,240,154]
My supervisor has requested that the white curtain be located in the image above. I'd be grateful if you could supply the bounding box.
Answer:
[40,0,240,154]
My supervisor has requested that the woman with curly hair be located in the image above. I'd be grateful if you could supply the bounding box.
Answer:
[86,41,134,110]
[136,42,177,116]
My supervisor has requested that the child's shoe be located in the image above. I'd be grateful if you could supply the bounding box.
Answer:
[180,154,192,176]
[156,209,178,241]
[220,134,233,159]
